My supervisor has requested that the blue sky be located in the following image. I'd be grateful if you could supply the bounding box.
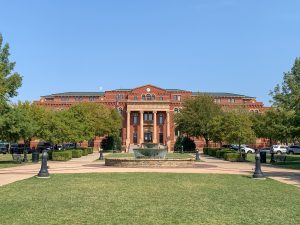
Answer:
[1,0,299,106]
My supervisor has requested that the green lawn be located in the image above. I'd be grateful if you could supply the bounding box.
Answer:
[247,154,300,169]
[0,173,299,225]
[105,153,194,159]
[0,154,33,169]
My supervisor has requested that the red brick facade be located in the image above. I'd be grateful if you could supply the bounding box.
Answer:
[34,84,267,151]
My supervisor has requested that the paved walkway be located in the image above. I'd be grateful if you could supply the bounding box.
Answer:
[0,153,299,187]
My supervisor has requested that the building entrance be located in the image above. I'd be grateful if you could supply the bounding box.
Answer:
[144,132,153,143]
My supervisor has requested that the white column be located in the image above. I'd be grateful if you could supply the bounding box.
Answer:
[166,111,171,151]
[153,111,157,143]
[139,111,144,144]
[126,111,130,148]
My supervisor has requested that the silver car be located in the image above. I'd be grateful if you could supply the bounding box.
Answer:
[287,145,300,155]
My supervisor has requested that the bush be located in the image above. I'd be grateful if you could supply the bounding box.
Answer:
[101,135,122,151]
[81,148,88,156]
[47,151,53,160]
[71,150,82,158]
[174,136,196,152]
[207,148,220,156]
[203,148,209,155]
[216,149,235,158]
[224,152,247,162]
[52,151,72,161]
[87,147,93,154]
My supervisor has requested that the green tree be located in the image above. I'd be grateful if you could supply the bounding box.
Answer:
[221,110,256,151]
[270,57,300,139]
[0,33,22,113]
[174,95,221,147]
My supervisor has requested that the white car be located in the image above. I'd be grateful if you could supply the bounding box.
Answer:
[271,145,287,154]
[240,145,255,154]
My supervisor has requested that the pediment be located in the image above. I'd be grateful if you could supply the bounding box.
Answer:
[131,84,167,95]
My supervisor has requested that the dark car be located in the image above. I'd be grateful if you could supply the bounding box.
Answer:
[222,144,239,150]
[259,147,271,154]
[37,142,53,152]
[0,143,9,154]
[10,144,31,154]
[287,145,300,155]
[62,143,77,149]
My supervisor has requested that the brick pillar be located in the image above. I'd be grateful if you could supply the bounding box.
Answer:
[139,111,144,144]
[167,111,171,151]
[153,111,157,143]
[126,110,130,148]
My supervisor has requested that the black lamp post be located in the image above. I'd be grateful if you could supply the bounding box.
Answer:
[181,145,184,154]
[23,148,28,163]
[37,150,49,178]
[195,150,200,161]
[252,149,265,179]
[270,147,275,163]
[99,150,104,160]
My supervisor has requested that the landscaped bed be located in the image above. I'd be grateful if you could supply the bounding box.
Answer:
[0,154,34,169]
[0,173,299,225]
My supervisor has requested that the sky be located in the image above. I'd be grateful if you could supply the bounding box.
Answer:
[1,0,300,106]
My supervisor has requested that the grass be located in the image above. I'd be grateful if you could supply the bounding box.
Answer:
[0,154,33,169]
[0,173,299,225]
[105,153,194,159]
[247,154,300,169]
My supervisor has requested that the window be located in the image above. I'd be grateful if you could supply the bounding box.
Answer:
[75,96,83,101]
[146,94,152,100]
[173,95,181,101]
[214,98,221,103]
[142,95,145,100]
[228,98,235,103]
[159,96,163,100]
[159,114,164,124]
[174,108,180,113]
[118,108,123,115]
[152,94,155,100]
[116,94,124,101]
[134,96,138,100]
[133,113,138,124]
[89,96,96,102]
[144,112,153,121]
[61,96,69,102]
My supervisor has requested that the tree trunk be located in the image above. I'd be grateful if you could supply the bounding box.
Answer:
[205,138,209,148]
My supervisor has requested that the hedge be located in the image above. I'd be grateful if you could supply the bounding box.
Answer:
[47,151,53,160]
[216,149,235,158]
[52,151,72,161]
[87,147,93,154]
[207,148,220,157]
[71,150,82,158]
[81,148,88,156]
[224,152,247,162]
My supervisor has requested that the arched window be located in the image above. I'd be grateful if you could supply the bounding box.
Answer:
[142,95,145,100]
[146,94,152,100]
[152,94,155,100]
[159,114,164,124]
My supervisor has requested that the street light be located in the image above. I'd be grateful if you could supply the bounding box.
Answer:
[37,150,50,178]
[252,149,265,179]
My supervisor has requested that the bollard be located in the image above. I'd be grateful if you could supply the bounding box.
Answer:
[195,150,200,161]
[23,149,28,163]
[270,152,275,163]
[37,150,50,178]
[181,145,184,154]
[99,151,104,160]
[252,149,265,179]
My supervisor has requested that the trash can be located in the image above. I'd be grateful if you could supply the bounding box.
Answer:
[32,151,39,163]
[260,151,266,163]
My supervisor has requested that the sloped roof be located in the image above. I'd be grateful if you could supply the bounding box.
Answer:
[192,92,254,98]
[42,92,105,98]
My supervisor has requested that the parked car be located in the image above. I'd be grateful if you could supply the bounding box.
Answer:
[37,142,53,152]
[221,144,239,150]
[62,143,77,149]
[271,145,287,154]
[10,144,31,154]
[287,145,300,155]
[0,143,9,154]
[240,145,255,154]
[259,147,271,154]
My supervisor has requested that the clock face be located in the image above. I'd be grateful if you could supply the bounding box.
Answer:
[146,88,151,92]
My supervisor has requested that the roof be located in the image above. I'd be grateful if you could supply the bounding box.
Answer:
[192,92,254,98]
[42,92,105,98]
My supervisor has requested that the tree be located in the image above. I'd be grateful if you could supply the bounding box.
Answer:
[174,95,221,147]
[270,57,300,139]
[0,33,22,113]
[221,110,256,151]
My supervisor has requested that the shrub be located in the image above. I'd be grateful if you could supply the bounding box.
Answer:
[203,148,209,155]
[101,135,122,151]
[47,151,53,160]
[224,152,247,162]
[216,149,235,158]
[207,148,220,156]
[81,148,88,156]
[52,151,72,161]
[71,150,82,158]
[87,147,93,154]
[174,136,196,152]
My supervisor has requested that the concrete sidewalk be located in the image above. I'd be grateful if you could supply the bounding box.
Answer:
[0,153,299,187]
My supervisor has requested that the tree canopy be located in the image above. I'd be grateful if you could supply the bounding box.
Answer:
[0,33,22,113]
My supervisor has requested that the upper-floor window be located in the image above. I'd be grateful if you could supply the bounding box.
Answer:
[61,96,69,102]
[159,114,164,124]
[118,108,123,115]
[228,98,235,103]
[142,94,155,100]
[75,96,83,102]
[146,94,152,100]
[133,113,139,124]
[142,95,145,100]
[173,95,181,101]
[174,108,180,113]
[116,94,124,101]
[214,98,221,103]
[159,96,163,100]
[134,96,138,100]
[144,112,153,121]
[89,96,97,102]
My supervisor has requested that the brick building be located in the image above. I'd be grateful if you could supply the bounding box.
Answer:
[35,84,267,151]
